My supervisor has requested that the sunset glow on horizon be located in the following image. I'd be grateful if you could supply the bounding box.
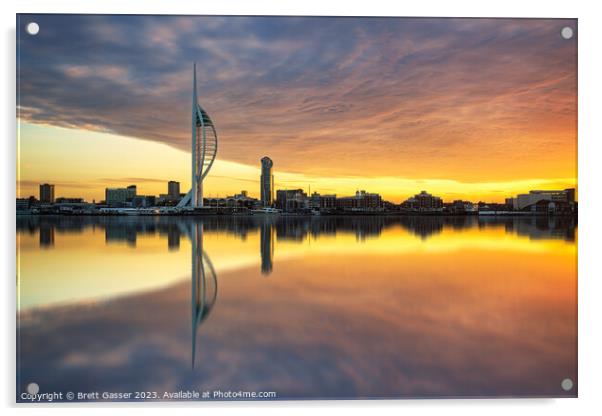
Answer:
[16,16,577,203]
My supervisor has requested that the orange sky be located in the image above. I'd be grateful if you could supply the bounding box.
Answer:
[16,16,577,203]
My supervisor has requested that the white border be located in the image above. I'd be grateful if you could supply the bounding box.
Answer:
[3,1,602,415]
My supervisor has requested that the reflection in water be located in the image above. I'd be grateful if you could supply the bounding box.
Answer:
[184,222,217,368]
[39,222,54,248]
[17,214,577,251]
[18,214,577,289]
[260,218,274,275]
[16,215,577,400]
[167,226,180,251]
[105,223,137,247]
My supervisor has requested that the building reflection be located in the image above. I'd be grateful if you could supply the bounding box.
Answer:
[502,215,577,241]
[18,214,577,252]
[39,222,55,248]
[105,223,137,247]
[167,225,180,251]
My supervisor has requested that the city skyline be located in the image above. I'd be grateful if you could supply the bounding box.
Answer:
[17,16,577,203]
[20,174,577,212]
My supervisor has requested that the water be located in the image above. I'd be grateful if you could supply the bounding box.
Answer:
[16,215,577,400]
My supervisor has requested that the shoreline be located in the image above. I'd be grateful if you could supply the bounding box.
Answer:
[16,212,578,218]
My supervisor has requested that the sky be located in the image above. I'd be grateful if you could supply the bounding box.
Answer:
[16,15,577,203]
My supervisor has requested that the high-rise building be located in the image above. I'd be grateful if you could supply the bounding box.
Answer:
[105,188,128,206]
[168,181,180,200]
[39,183,55,204]
[260,156,274,206]
[126,185,137,200]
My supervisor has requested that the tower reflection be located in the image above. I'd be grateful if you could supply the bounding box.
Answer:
[259,218,274,275]
[181,222,218,368]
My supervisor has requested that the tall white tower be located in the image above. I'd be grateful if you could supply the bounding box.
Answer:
[177,63,218,209]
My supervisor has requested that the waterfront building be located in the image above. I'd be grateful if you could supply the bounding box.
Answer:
[16,198,30,212]
[54,199,96,214]
[320,194,337,209]
[402,191,443,212]
[525,199,573,214]
[205,191,259,210]
[55,197,84,204]
[39,183,55,204]
[131,195,157,208]
[168,181,180,201]
[309,192,320,210]
[514,189,576,211]
[565,188,576,203]
[260,157,274,207]
[477,201,512,212]
[309,192,337,210]
[337,190,383,211]
[126,185,137,200]
[275,189,308,212]
[105,188,129,206]
[445,200,475,214]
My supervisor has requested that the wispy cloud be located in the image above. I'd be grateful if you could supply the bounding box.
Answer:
[98,177,168,184]
[17,15,577,182]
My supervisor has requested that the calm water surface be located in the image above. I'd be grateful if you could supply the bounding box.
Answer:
[16,215,577,400]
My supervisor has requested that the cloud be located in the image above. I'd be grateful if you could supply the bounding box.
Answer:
[17,15,577,181]
[17,179,97,189]
[98,177,168,184]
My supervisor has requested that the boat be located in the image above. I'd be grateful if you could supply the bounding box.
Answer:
[251,207,281,215]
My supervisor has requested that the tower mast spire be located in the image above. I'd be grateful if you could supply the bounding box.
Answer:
[191,63,198,206]
[193,62,198,105]
[177,63,218,210]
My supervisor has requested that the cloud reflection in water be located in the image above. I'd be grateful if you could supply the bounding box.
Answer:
[17,216,577,400]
